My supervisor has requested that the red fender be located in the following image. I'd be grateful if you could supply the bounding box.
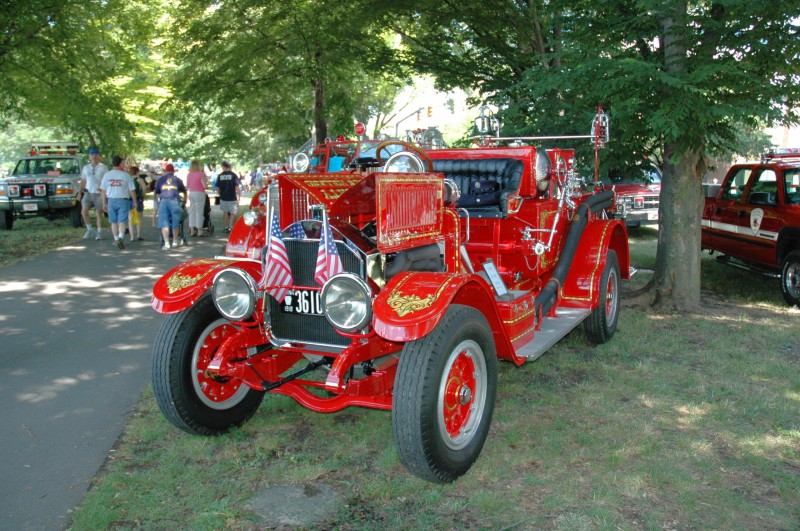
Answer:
[151,257,262,314]
[372,271,514,361]
[561,219,629,307]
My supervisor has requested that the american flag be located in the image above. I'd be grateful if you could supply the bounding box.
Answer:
[259,210,293,302]
[314,210,343,286]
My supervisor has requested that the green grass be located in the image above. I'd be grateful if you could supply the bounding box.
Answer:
[67,228,800,530]
[0,216,85,268]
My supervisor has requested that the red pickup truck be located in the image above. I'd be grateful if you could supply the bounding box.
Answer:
[702,148,800,306]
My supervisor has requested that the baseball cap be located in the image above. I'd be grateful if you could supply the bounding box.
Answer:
[165,163,175,172]
[221,161,231,169]
[88,148,100,155]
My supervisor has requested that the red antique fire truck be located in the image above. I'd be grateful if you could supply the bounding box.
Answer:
[151,108,630,483]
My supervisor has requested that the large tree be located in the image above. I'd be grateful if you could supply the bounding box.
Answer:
[0,0,165,155]
[164,0,407,159]
[392,0,800,311]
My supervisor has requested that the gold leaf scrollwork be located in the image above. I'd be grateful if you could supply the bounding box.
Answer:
[166,272,203,294]
[387,291,435,317]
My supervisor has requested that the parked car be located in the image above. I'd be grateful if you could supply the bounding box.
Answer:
[150,108,630,483]
[702,148,800,306]
[603,164,662,228]
[0,142,84,230]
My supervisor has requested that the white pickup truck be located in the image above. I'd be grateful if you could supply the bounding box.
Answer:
[0,142,84,230]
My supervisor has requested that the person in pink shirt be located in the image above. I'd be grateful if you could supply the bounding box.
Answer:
[186,160,208,237]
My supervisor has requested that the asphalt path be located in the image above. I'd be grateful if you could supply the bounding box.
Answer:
[0,211,229,530]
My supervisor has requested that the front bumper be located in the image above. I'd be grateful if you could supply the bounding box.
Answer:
[0,196,79,214]
[612,203,658,226]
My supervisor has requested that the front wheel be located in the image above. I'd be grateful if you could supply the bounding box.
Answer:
[392,305,497,483]
[70,205,82,228]
[152,296,264,435]
[781,250,800,307]
[0,210,12,230]
[583,250,620,343]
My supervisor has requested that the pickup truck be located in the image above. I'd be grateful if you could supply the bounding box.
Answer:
[701,148,800,306]
[603,165,662,228]
[0,143,84,230]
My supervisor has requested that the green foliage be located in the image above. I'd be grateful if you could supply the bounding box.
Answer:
[0,0,167,156]
[0,122,63,171]
[159,0,411,159]
[394,1,800,171]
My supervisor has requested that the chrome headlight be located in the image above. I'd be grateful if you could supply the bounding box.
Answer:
[212,268,258,321]
[384,151,425,173]
[321,274,372,332]
[292,152,310,172]
[242,209,260,226]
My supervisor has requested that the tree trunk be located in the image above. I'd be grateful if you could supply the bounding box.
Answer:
[313,77,327,142]
[652,145,704,311]
[650,0,704,312]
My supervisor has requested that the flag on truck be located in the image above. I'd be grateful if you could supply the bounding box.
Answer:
[314,209,343,286]
[259,210,293,302]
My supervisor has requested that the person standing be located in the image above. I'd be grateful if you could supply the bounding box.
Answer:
[215,161,240,233]
[127,163,146,242]
[154,163,187,250]
[100,155,137,250]
[186,160,208,237]
[77,147,108,240]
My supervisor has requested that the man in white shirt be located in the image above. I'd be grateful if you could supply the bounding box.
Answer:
[100,155,137,250]
[78,147,108,240]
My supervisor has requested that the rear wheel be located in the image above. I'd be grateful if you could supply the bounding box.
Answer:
[0,210,12,230]
[584,250,620,343]
[781,250,800,307]
[152,296,264,435]
[392,305,497,483]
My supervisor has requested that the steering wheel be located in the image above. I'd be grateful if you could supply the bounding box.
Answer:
[375,140,433,173]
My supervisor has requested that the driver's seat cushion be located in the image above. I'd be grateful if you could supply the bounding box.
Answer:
[431,158,524,218]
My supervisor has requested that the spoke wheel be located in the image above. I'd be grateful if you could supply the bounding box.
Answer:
[152,296,264,435]
[438,339,488,451]
[393,305,497,483]
[191,319,251,409]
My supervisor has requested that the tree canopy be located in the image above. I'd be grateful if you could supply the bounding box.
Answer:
[391,0,800,309]
[0,0,166,155]
[2,0,799,309]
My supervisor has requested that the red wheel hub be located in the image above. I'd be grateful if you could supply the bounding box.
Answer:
[195,323,241,403]
[442,350,477,439]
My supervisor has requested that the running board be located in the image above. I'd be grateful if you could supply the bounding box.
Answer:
[515,307,591,360]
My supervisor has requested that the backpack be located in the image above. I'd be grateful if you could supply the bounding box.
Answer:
[132,175,144,199]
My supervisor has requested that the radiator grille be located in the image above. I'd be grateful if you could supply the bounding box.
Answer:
[268,239,363,347]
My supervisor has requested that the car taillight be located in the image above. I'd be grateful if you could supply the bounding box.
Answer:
[9,185,20,197]
[35,184,47,196]
[634,197,644,208]
[55,184,74,195]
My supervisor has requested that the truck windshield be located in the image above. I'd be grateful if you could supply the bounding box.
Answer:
[13,158,80,176]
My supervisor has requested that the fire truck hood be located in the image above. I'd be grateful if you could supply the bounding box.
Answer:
[281,173,377,217]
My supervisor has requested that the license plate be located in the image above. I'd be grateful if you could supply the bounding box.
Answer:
[280,289,323,316]
[22,203,38,212]
[647,212,658,220]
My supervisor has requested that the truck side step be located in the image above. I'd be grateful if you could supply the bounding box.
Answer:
[515,307,591,360]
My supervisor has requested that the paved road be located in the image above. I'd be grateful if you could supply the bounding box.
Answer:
[0,213,229,530]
